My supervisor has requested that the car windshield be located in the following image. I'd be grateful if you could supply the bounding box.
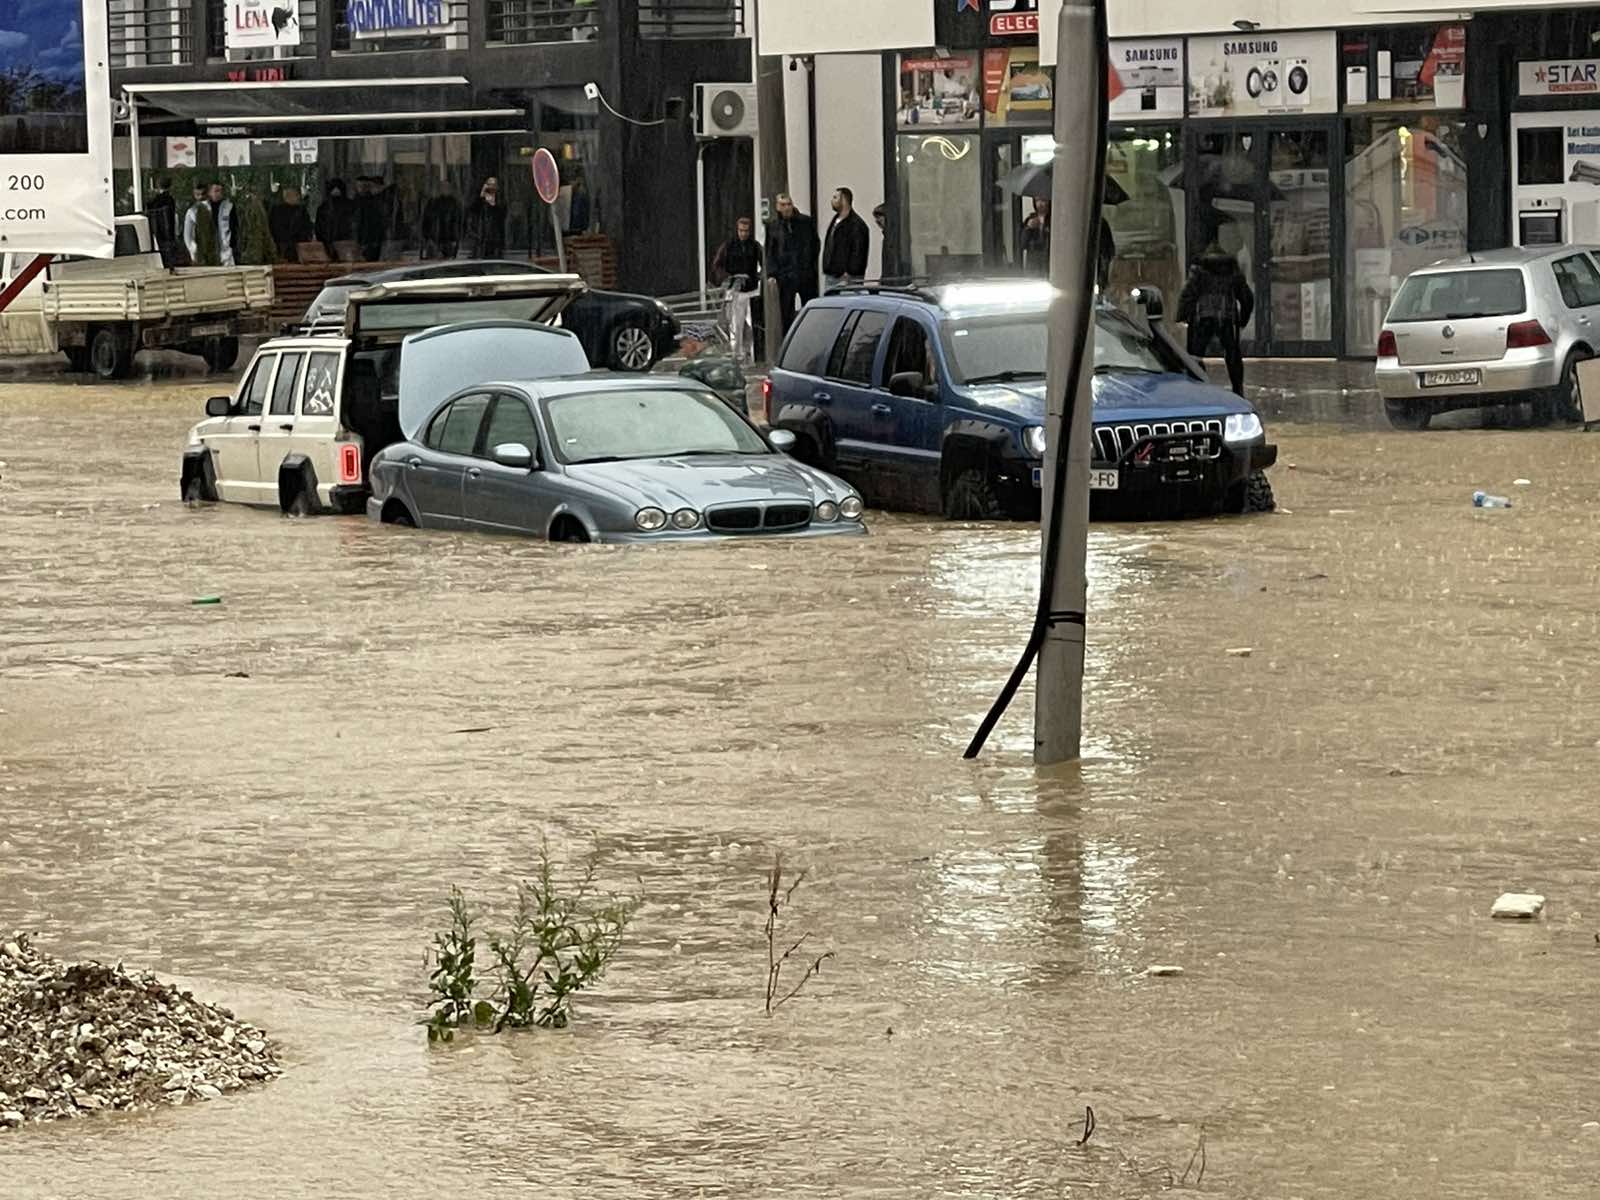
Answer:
[1388,269,1526,322]
[942,308,1171,383]
[545,388,769,465]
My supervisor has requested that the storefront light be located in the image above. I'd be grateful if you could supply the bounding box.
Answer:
[920,135,971,162]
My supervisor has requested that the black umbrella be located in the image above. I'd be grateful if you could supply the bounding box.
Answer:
[1002,161,1128,204]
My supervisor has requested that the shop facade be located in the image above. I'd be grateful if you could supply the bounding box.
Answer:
[867,2,1489,357]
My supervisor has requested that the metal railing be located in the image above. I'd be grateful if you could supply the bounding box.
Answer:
[205,0,321,59]
[110,0,196,67]
[485,0,600,45]
[639,0,744,39]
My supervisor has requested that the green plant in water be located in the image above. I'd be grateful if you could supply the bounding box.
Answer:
[422,845,636,1041]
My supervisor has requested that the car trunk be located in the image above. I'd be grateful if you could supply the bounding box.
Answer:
[1393,316,1516,366]
[1388,268,1526,366]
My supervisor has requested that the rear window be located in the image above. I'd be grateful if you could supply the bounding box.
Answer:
[1387,269,1526,323]
[778,306,850,376]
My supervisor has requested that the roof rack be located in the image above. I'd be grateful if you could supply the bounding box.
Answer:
[826,279,944,304]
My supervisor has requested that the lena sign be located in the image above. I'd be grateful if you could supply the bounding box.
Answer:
[1520,60,1600,97]
[0,0,114,257]
[225,0,300,51]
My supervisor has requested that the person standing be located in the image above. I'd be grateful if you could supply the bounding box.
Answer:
[315,179,357,260]
[872,203,903,282]
[464,177,507,259]
[354,176,388,262]
[147,178,179,267]
[713,216,764,356]
[421,192,462,260]
[821,186,869,293]
[180,183,207,265]
[765,193,820,335]
[1020,197,1050,275]
[1177,224,1255,398]
[185,181,240,266]
[268,186,315,263]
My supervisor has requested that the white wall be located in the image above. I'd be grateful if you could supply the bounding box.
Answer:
[758,0,932,56]
[783,54,888,278]
[1106,0,1467,37]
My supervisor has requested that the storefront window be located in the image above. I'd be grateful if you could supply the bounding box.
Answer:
[1104,128,1181,308]
[1344,116,1468,354]
[897,132,982,278]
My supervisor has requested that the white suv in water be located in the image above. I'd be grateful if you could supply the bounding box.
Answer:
[180,275,583,513]
[1374,247,1600,429]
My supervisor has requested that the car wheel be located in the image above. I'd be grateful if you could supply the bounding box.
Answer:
[1384,399,1431,431]
[1558,351,1586,423]
[284,477,317,517]
[609,320,656,372]
[63,346,90,373]
[182,456,217,503]
[942,466,1007,521]
[201,336,240,374]
[1245,469,1275,513]
[89,326,133,380]
[550,516,591,543]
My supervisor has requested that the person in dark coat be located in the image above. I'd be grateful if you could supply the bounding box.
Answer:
[146,178,180,267]
[268,186,315,263]
[463,177,507,259]
[1020,198,1050,275]
[354,176,388,262]
[872,203,903,282]
[711,216,762,291]
[765,193,820,335]
[315,179,357,259]
[821,186,869,293]
[421,192,462,259]
[1178,226,1255,398]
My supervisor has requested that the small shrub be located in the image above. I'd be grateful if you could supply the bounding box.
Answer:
[763,853,833,1014]
[421,844,636,1042]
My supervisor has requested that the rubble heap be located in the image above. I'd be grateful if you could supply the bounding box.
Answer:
[0,933,281,1129]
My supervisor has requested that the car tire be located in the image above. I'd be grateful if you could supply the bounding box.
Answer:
[1557,351,1587,423]
[201,336,240,375]
[1384,399,1431,431]
[942,466,1007,521]
[283,475,318,517]
[1245,469,1275,513]
[550,517,590,543]
[63,346,90,373]
[89,326,133,381]
[182,455,217,503]
[609,320,656,372]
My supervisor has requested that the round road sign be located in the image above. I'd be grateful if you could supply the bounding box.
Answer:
[531,147,560,205]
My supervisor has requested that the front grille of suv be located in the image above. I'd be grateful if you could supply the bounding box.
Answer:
[1093,418,1224,464]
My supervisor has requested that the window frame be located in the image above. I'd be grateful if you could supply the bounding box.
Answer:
[268,352,306,417]
[835,310,889,386]
[432,392,495,457]
[1553,253,1600,310]
[880,314,938,393]
[237,353,277,417]
[299,351,342,418]
[483,391,543,465]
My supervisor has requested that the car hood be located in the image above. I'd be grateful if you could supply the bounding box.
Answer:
[961,370,1254,424]
[565,453,845,510]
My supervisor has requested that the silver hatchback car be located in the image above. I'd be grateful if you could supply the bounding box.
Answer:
[1374,246,1600,429]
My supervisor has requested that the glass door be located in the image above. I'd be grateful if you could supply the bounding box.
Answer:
[1185,124,1339,356]
[985,132,1055,274]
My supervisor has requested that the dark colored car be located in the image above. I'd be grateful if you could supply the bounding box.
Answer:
[763,280,1277,519]
[300,260,679,371]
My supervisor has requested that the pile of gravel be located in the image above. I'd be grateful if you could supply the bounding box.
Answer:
[0,933,280,1129]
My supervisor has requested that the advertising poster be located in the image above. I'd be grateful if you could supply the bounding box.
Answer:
[1344,24,1464,110]
[0,0,114,257]
[1186,31,1337,117]
[985,46,1052,125]
[897,52,980,130]
[1108,38,1184,120]
[1520,60,1600,99]
[224,0,301,53]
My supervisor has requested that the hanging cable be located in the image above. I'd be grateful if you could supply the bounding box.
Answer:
[592,85,667,128]
[964,0,1110,760]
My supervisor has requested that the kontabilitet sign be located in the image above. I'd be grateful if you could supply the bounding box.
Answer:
[0,0,115,257]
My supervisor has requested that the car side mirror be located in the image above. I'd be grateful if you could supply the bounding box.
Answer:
[1132,285,1166,321]
[492,442,536,470]
[205,395,232,417]
[888,371,925,398]
[768,428,797,453]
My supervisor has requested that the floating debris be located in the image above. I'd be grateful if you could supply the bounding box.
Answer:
[1490,893,1546,920]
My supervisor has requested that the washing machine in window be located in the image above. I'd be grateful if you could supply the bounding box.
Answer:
[1246,59,1279,106]
[1283,57,1312,108]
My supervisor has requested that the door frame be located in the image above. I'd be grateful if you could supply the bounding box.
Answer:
[1183,117,1345,358]
[981,125,1055,273]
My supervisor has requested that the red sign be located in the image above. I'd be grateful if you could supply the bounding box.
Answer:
[990,12,1037,35]
[225,64,292,82]
[531,147,560,205]
[982,48,1009,113]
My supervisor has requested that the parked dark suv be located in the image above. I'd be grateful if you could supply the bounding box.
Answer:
[300,260,679,371]
[763,281,1277,519]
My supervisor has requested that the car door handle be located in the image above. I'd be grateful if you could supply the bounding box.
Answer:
[813,390,831,405]
[277,422,293,431]
[405,457,422,470]
[871,403,892,416]
[466,467,482,479]
[246,423,261,432]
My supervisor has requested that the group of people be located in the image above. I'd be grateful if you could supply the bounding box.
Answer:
[143,174,514,268]
[711,185,898,338]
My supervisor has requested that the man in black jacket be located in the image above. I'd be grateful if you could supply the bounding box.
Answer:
[1178,224,1255,398]
[765,193,820,335]
[822,186,869,293]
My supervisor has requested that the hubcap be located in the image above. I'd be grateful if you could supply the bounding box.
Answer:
[616,326,652,370]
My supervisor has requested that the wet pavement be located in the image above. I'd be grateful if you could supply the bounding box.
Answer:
[4,371,1600,1198]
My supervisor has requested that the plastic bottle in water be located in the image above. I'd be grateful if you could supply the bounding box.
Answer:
[1473,490,1512,509]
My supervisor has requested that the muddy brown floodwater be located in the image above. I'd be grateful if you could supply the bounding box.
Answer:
[4,377,1600,1199]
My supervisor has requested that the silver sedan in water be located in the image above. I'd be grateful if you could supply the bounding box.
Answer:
[367,374,866,543]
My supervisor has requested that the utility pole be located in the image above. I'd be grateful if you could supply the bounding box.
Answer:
[1034,0,1104,764]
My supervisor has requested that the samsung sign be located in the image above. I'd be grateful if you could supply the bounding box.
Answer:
[347,0,450,37]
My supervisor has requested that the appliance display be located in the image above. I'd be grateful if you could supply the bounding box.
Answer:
[1518,197,1565,247]
[1284,58,1311,107]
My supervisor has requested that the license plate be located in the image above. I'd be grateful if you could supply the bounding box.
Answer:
[1421,368,1480,388]
[190,323,230,339]
[1090,468,1119,491]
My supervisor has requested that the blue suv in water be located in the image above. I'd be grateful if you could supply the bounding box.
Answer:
[763,280,1277,519]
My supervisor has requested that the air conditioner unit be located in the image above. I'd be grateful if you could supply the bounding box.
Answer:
[695,82,758,139]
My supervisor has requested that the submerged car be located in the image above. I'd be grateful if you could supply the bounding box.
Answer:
[765,280,1276,518]
[301,260,680,371]
[1375,247,1598,429]
[367,375,865,543]
[180,275,585,513]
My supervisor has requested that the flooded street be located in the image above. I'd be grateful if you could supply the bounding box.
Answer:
[4,376,1600,1198]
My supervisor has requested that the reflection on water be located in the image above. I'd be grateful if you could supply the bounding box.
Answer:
[5,382,1600,1198]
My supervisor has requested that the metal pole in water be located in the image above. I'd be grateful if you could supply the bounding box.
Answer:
[1034,0,1105,765]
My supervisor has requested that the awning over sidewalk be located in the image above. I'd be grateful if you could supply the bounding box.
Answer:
[124,77,525,137]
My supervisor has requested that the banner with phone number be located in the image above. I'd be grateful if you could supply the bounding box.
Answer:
[0,0,115,258]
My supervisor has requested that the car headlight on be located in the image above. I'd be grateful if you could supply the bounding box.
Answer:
[839,495,864,520]
[671,507,700,530]
[815,500,839,523]
[1224,413,1264,443]
[634,507,668,531]
[1023,425,1047,458]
